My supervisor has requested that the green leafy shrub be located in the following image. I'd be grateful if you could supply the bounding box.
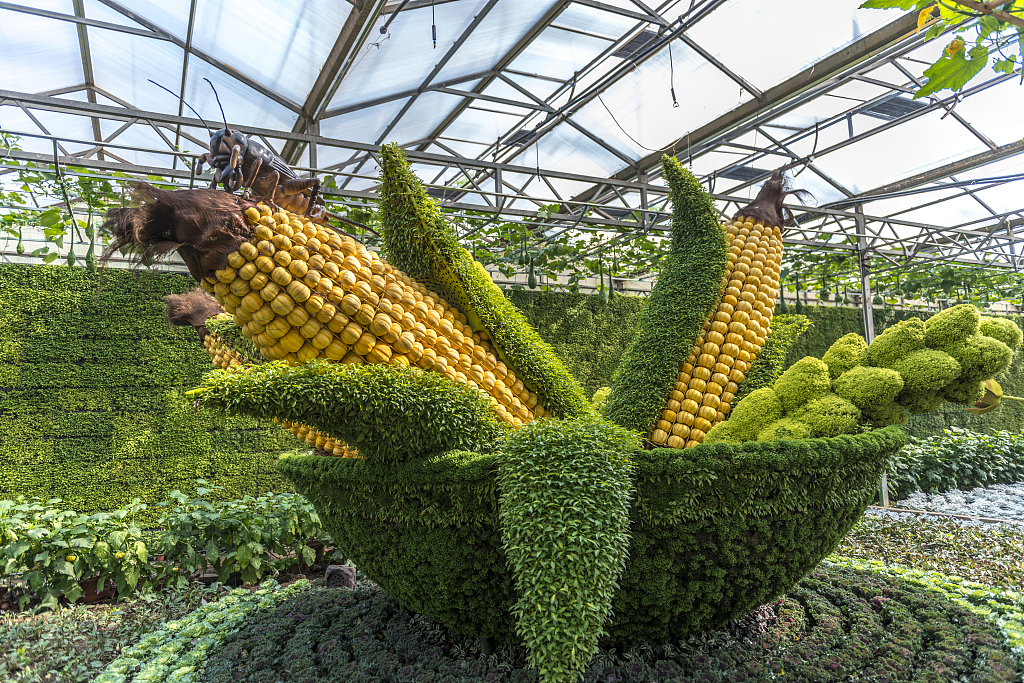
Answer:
[0,497,150,609]
[498,415,637,683]
[890,348,962,391]
[833,365,903,409]
[756,416,812,441]
[947,335,1014,385]
[704,386,783,443]
[791,393,861,437]
[862,401,910,427]
[734,313,812,401]
[887,426,1024,498]
[822,332,868,379]
[378,144,590,418]
[866,317,926,368]
[603,156,729,435]
[897,387,945,415]
[924,303,980,352]
[980,315,1024,350]
[590,386,610,411]
[190,361,508,462]
[772,356,832,411]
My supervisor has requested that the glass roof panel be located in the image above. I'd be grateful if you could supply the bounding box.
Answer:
[1,107,98,156]
[0,4,83,95]
[189,0,352,105]
[477,79,550,116]
[944,81,1024,147]
[89,0,190,39]
[95,119,181,168]
[507,26,611,81]
[319,96,411,153]
[179,59,300,133]
[504,72,563,102]
[381,90,469,146]
[509,122,624,178]
[443,106,525,148]
[328,0,491,110]
[571,40,754,164]
[89,28,184,114]
[82,0,154,31]
[552,3,637,39]
[813,110,990,195]
[433,0,557,83]
[685,0,895,90]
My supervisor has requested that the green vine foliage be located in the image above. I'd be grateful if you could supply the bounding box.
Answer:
[377,144,591,418]
[602,156,729,436]
[192,361,508,462]
[497,416,638,683]
[0,264,298,523]
[734,313,813,403]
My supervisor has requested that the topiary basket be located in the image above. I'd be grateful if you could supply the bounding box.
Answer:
[278,426,905,645]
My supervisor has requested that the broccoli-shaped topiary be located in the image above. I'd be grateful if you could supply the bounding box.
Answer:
[833,365,904,410]
[790,393,861,438]
[889,348,961,392]
[861,401,909,427]
[772,357,832,412]
[866,318,925,368]
[757,417,812,441]
[946,334,1013,384]
[895,387,944,415]
[705,387,783,444]
[822,333,868,379]
[591,386,611,411]
[923,303,979,352]
[941,378,985,405]
[979,316,1023,351]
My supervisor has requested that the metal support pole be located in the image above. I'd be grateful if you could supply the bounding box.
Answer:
[308,120,319,175]
[856,203,888,507]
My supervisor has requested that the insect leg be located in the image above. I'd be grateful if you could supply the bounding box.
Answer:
[242,157,262,198]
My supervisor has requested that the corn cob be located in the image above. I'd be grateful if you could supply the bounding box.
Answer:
[198,203,547,428]
[651,219,783,448]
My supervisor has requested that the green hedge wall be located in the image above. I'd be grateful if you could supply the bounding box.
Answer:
[508,291,1024,438]
[0,264,299,516]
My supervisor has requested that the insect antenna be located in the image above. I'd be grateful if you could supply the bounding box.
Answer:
[204,78,229,131]
[148,79,212,136]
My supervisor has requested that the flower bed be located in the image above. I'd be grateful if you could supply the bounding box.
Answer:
[897,482,1024,522]
[94,579,309,683]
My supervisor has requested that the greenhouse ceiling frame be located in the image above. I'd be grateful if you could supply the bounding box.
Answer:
[2,1,1024,287]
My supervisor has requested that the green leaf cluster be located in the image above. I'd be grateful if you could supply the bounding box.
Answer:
[734,313,813,402]
[192,360,509,462]
[603,156,729,435]
[497,415,638,683]
[377,144,591,418]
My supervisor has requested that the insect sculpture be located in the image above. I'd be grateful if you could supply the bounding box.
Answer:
[150,79,375,236]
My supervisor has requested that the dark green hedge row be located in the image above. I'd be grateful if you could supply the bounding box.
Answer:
[0,264,299,518]
[278,426,905,646]
[509,294,1024,438]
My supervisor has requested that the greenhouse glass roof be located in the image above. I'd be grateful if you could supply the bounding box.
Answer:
[2,0,1024,273]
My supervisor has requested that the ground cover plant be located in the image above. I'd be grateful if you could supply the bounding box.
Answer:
[888,427,1024,498]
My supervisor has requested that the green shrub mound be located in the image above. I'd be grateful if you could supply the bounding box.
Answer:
[890,348,962,391]
[897,387,945,415]
[942,377,986,405]
[193,564,1020,683]
[498,416,637,682]
[947,334,1014,385]
[378,144,590,419]
[790,393,861,438]
[866,317,925,368]
[822,332,868,379]
[772,357,832,412]
[833,365,903,409]
[756,416,812,441]
[192,361,508,462]
[704,387,783,443]
[924,303,981,352]
[603,156,729,435]
[733,314,812,402]
[980,315,1024,350]
[861,401,910,427]
[278,427,906,647]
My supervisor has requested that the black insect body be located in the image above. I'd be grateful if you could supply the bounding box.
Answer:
[150,79,374,236]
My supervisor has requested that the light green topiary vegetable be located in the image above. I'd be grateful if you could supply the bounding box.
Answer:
[896,387,944,415]
[946,334,1013,384]
[772,357,832,412]
[833,365,903,410]
[979,315,1023,351]
[890,348,961,392]
[705,387,784,444]
[822,333,868,379]
[866,318,925,368]
[757,417,812,441]
[790,393,861,438]
[861,401,909,427]
[923,303,980,352]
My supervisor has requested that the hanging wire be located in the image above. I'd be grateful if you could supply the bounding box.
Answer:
[431,0,437,48]
[794,120,819,177]
[596,94,660,152]
[668,40,679,108]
